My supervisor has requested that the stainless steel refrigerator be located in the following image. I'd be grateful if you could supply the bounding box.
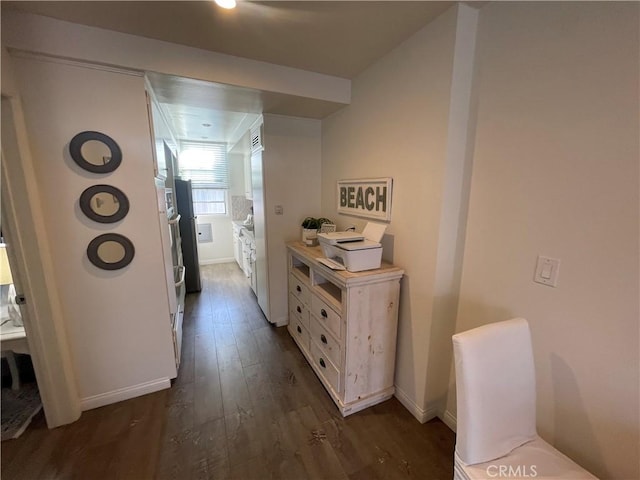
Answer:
[174,179,202,293]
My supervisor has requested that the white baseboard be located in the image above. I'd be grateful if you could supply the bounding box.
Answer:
[394,385,438,423]
[199,257,235,265]
[442,409,457,432]
[80,378,171,411]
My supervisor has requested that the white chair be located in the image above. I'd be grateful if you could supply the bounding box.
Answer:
[452,318,597,479]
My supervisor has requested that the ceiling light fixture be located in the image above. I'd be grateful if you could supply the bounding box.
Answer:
[214,0,236,9]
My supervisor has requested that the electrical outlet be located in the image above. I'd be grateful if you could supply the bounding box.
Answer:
[274,205,283,215]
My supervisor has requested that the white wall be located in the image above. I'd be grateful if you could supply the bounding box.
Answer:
[448,3,639,478]
[321,5,463,420]
[10,55,176,406]
[322,3,640,475]
[195,215,234,264]
[263,114,322,326]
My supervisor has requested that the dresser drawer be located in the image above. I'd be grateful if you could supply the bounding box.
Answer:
[288,316,310,353]
[289,273,310,305]
[310,340,340,393]
[309,319,341,368]
[289,293,310,329]
[310,295,342,340]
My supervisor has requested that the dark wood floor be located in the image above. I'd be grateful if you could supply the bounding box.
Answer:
[1,263,455,479]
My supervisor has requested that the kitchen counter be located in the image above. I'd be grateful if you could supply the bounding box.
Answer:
[233,220,254,237]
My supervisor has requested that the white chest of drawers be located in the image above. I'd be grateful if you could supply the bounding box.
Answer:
[286,241,404,416]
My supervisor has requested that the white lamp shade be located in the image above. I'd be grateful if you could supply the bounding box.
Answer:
[0,244,14,285]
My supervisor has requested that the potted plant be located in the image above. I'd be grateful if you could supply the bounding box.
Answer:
[301,217,335,245]
[301,217,320,245]
[317,217,336,233]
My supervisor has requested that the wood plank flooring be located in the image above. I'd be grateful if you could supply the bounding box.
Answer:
[1,262,455,479]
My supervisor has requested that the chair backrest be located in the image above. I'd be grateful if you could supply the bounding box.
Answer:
[452,318,537,465]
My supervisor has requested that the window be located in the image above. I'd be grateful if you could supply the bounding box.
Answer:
[191,188,227,215]
[178,141,229,216]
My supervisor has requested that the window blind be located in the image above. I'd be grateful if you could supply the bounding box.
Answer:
[178,141,229,189]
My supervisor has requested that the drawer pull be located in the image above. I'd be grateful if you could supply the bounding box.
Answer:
[321,334,327,344]
[321,309,328,318]
[319,358,326,368]
[296,285,302,293]
[297,325,302,334]
[297,306,302,313]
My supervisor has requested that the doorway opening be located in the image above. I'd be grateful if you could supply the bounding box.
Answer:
[0,233,41,440]
[145,73,261,294]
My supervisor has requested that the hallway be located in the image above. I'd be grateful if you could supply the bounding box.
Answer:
[1,263,455,479]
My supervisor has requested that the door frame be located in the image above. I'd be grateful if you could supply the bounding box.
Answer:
[1,94,81,428]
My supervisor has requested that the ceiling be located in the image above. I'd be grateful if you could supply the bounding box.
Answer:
[145,72,342,143]
[2,1,454,79]
[2,1,454,143]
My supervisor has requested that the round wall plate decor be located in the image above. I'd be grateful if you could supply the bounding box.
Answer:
[69,131,122,174]
[87,233,135,270]
[80,184,129,223]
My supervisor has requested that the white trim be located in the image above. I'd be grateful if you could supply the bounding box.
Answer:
[80,378,171,411]
[199,257,235,265]
[442,409,457,432]
[393,385,438,423]
[7,48,143,77]
[1,96,81,428]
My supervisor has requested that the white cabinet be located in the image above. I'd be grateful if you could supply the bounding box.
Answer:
[248,236,257,295]
[232,223,243,268]
[241,233,255,278]
[232,222,257,295]
[243,152,253,200]
[286,242,404,416]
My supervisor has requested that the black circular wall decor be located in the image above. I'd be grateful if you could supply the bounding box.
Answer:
[79,184,130,223]
[87,233,135,270]
[69,131,122,174]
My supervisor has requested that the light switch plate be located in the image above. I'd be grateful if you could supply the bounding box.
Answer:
[274,205,284,215]
[534,255,560,287]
